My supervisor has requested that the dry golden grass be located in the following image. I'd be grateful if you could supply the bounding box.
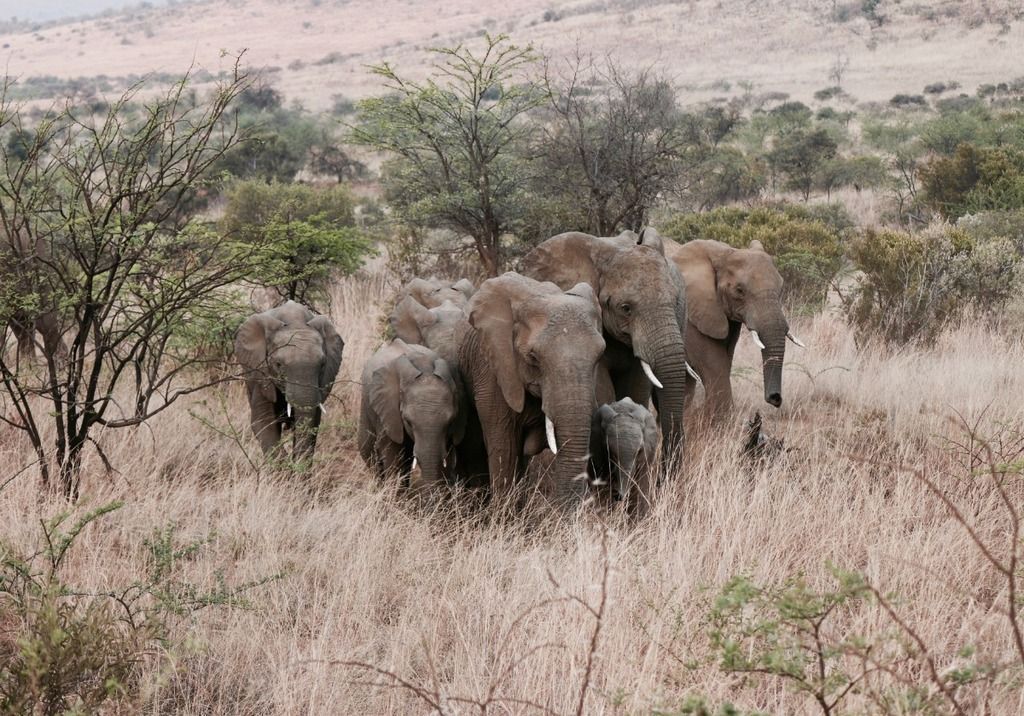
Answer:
[1,0,1022,110]
[2,266,1023,713]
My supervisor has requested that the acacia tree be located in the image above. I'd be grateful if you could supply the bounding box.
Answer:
[0,65,268,498]
[352,34,544,276]
[537,55,703,235]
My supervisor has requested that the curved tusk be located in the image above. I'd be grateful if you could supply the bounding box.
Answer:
[640,360,663,389]
[750,330,766,351]
[545,415,558,456]
[412,456,418,471]
[787,331,806,348]
[685,362,702,383]
[319,402,327,414]
[442,456,447,469]
[286,403,292,419]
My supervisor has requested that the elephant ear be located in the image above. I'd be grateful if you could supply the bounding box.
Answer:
[749,239,766,252]
[596,403,618,431]
[370,356,412,444]
[469,282,525,414]
[403,278,438,306]
[307,315,344,399]
[390,296,433,344]
[638,226,666,256]
[566,282,601,324]
[235,313,283,404]
[677,246,728,340]
[452,278,475,303]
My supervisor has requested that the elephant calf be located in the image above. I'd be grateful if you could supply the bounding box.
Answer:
[235,301,344,461]
[358,339,466,492]
[591,398,658,515]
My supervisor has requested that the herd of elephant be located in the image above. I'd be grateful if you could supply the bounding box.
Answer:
[234,229,803,513]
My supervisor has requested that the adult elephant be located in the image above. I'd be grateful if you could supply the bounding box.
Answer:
[664,238,804,417]
[234,301,344,460]
[389,297,466,368]
[459,273,605,507]
[1,233,66,366]
[521,228,688,453]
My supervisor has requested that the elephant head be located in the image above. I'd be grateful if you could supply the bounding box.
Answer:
[671,239,799,408]
[592,397,659,505]
[398,277,475,310]
[235,301,344,459]
[366,340,466,490]
[467,273,605,505]
[521,228,688,451]
[389,296,467,368]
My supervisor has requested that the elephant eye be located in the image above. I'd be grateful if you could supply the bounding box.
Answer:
[527,349,540,366]
[620,302,632,316]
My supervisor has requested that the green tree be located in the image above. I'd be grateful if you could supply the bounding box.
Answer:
[352,34,544,276]
[919,143,1024,220]
[221,180,373,305]
[768,127,839,200]
[0,66,270,497]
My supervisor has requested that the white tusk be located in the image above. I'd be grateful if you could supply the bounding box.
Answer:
[640,360,663,389]
[685,362,701,383]
[750,330,766,350]
[412,456,418,471]
[319,402,327,414]
[545,415,558,456]
[443,457,447,469]
[592,478,607,486]
[286,403,292,418]
[787,331,806,348]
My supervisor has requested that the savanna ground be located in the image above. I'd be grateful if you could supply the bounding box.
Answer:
[2,263,1022,714]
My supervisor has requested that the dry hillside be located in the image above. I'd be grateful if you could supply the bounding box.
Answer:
[0,0,1022,107]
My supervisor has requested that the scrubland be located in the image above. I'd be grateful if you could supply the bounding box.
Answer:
[3,266,1022,714]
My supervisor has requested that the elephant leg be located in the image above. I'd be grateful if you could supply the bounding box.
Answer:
[249,386,282,456]
[689,331,733,420]
[378,438,410,487]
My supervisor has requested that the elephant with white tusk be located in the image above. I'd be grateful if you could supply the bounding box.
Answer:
[458,272,606,509]
[234,301,344,461]
[521,228,689,456]
[664,238,804,418]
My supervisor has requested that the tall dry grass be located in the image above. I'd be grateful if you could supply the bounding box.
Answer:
[2,267,1023,714]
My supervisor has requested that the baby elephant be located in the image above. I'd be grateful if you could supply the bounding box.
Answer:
[590,398,659,514]
[359,339,466,492]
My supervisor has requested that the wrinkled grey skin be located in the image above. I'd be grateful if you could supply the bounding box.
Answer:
[665,238,791,418]
[389,295,489,487]
[235,301,344,461]
[459,273,605,508]
[389,297,467,367]
[521,228,688,455]
[590,397,659,515]
[358,339,466,492]
[397,277,475,310]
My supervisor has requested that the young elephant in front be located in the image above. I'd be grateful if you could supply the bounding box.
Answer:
[359,339,466,492]
[590,398,659,515]
[235,301,344,461]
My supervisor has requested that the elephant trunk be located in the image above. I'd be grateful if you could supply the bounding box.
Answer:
[543,393,595,509]
[286,377,321,461]
[612,447,640,501]
[746,305,788,408]
[412,428,447,490]
[635,310,688,456]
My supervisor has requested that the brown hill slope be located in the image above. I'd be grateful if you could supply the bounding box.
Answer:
[0,0,1021,107]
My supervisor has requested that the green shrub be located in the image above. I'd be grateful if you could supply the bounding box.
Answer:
[222,180,374,305]
[919,143,1024,219]
[843,223,1021,345]
[662,205,845,307]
